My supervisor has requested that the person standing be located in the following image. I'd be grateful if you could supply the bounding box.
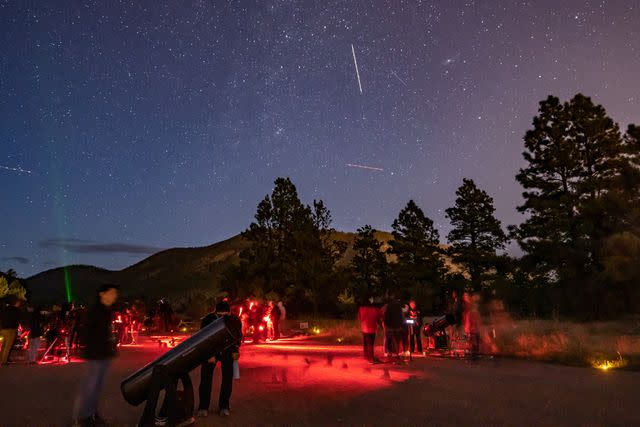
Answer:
[463,293,481,360]
[263,301,273,340]
[408,300,423,354]
[382,295,403,358]
[251,302,265,343]
[0,297,22,366]
[401,302,410,356]
[269,301,281,341]
[73,284,119,427]
[158,299,173,333]
[277,301,286,336]
[27,305,44,364]
[358,297,381,363]
[197,301,242,418]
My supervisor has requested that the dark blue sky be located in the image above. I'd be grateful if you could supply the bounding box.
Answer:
[1,0,638,277]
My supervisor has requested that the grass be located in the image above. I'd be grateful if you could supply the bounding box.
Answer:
[490,317,640,368]
[292,315,640,370]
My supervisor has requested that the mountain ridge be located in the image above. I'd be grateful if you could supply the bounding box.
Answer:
[27,230,401,303]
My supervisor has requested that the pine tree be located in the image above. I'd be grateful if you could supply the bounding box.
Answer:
[511,94,628,317]
[236,177,341,314]
[350,225,390,300]
[305,199,346,315]
[599,124,640,312]
[240,178,314,295]
[389,200,444,294]
[445,178,508,292]
[621,124,640,204]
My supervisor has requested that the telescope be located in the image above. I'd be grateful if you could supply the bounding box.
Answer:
[121,315,241,426]
[422,314,454,337]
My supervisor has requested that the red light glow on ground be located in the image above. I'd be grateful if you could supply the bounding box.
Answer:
[38,356,84,365]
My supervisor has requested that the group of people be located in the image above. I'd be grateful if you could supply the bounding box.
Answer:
[358,295,424,363]
[70,285,244,427]
[358,291,483,363]
[237,299,286,343]
[112,304,145,345]
[0,298,88,365]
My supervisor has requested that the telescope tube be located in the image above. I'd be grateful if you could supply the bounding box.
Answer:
[423,315,453,337]
[121,316,241,406]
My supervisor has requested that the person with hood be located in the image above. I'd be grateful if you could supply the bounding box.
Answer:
[73,284,119,427]
[196,301,242,418]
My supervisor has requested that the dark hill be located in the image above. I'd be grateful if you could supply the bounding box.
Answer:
[26,265,116,303]
[26,231,458,304]
[26,234,249,303]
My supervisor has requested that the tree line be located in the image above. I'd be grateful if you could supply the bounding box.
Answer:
[222,93,639,320]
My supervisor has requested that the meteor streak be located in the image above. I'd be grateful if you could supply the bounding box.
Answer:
[351,44,363,94]
[0,165,32,174]
[391,70,408,87]
[346,163,384,172]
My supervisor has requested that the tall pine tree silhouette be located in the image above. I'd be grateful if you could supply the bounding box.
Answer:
[446,178,507,292]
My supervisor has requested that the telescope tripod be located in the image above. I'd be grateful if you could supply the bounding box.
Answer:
[407,324,413,362]
[137,364,194,427]
[41,335,70,363]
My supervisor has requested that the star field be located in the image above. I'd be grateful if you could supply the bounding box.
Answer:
[1,0,639,275]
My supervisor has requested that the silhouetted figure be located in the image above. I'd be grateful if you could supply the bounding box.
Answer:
[73,284,119,427]
[268,301,281,340]
[251,302,265,343]
[158,299,173,333]
[358,297,381,363]
[277,301,286,336]
[463,293,481,360]
[382,295,403,357]
[197,301,242,418]
[408,300,423,353]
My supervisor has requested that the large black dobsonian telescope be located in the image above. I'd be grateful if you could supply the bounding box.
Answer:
[121,316,241,426]
[422,314,455,351]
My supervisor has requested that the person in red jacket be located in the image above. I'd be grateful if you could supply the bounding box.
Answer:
[358,297,381,364]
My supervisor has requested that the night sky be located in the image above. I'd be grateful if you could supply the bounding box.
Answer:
[1,1,638,277]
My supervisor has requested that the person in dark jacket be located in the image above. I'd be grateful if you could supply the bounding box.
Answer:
[73,284,119,427]
[197,301,242,418]
[27,305,44,364]
[158,299,173,333]
[0,297,22,365]
[268,301,281,341]
[251,302,265,343]
[382,295,403,357]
